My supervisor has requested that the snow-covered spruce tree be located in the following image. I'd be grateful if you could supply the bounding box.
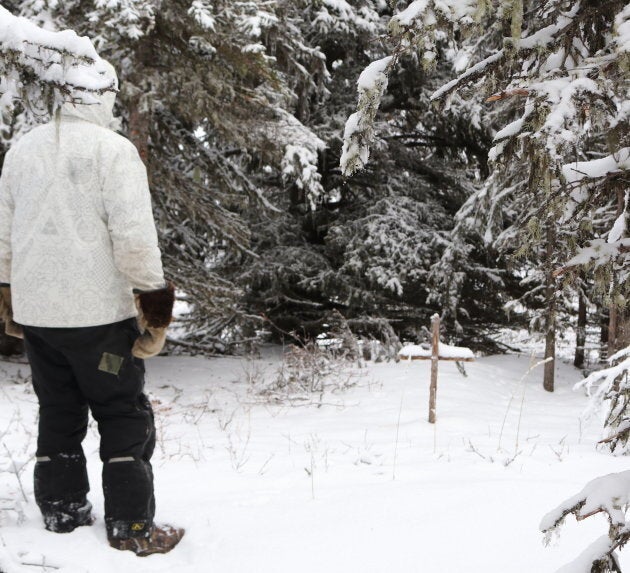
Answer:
[236,0,514,349]
[538,350,630,572]
[342,0,629,388]
[236,0,418,342]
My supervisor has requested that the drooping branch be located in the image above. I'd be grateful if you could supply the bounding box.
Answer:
[0,5,114,111]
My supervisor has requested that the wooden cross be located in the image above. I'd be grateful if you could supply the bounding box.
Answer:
[398,314,475,424]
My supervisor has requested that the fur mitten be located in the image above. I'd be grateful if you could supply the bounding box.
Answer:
[0,286,23,339]
[132,283,175,359]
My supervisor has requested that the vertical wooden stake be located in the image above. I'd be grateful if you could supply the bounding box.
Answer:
[428,314,440,424]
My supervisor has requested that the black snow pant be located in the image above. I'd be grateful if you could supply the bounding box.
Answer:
[23,318,156,539]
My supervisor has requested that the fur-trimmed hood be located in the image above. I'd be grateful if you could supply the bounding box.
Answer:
[59,60,118,129]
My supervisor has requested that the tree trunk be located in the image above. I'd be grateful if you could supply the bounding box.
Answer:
[600,308,609,362]
[126,37,153,182]
[609,307,630,355]
[128,95,151,168]
[574,284,587,369]
[544,323,555,392]
[428,314,440,424]
[543,224,556,392]
[608,189,629,355]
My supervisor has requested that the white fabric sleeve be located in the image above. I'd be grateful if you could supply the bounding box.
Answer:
[102,140,166,292]
[0,150,15,284]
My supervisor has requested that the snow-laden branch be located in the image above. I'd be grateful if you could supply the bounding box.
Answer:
[430,4,581,102]
[313,0,381,36]
[340,56,392,176]
[575,346,630,441]
[542,471,630,531]
[562,149,630,187]
[615,4,630,53]
[0,5,113,112]
[282,145,324,210]
[430,50,503,102]
[262,108,325,210]
[389,0,478,58]
[541,470,630,573]
[340,0,480,177]
[559,239,630,272]
[189,0,216,31]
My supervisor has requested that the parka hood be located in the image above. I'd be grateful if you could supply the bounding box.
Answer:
[59,60,119,129]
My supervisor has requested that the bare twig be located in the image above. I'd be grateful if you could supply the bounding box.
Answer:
[2,443,28,503]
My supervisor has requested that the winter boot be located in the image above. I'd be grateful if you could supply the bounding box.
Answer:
[41,500,95,533]
[34,452,92,533]
[108,524,185,556]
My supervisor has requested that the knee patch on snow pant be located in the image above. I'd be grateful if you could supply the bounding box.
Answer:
[34,451,92,533]
[104,458,155,539]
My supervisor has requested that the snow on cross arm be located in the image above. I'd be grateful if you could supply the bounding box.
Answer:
[398,342,475,361]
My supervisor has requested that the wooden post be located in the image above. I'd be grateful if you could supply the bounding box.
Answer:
[399,315,474,424]
[428,314,440,424]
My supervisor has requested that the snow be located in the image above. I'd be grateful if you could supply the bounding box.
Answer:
[562,148,630,185]
[1,351,629,572]
[341,56,393,175]
[615,4,630,53]
[577,348,630,422]
[188,0,215,32]
[0,6,98,59]
[531,77,599,141]
[554,535,618,573]
[518,4,580,51]
[541,471,630,531]
[313,1,380,35]
[240,12,278,39]
[608,191,628,244]
[494,115,526,141]
[399,342,474,360]
[391,0,429,27]
[564,238,630,269]
[282,145,324,210]
[430,50,503,101]
[541,469,630,572]
[390,0,475,28]
[0,5,112,109]
[356,56,392,91]
[322,0,355,20]
[340,113,368,174]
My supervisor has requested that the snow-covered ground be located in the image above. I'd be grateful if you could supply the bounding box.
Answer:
[0,350,627,572]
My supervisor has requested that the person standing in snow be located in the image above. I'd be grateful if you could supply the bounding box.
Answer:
[0,61,184,556]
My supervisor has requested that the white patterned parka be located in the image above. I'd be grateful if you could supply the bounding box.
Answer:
[0,62,165,327]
